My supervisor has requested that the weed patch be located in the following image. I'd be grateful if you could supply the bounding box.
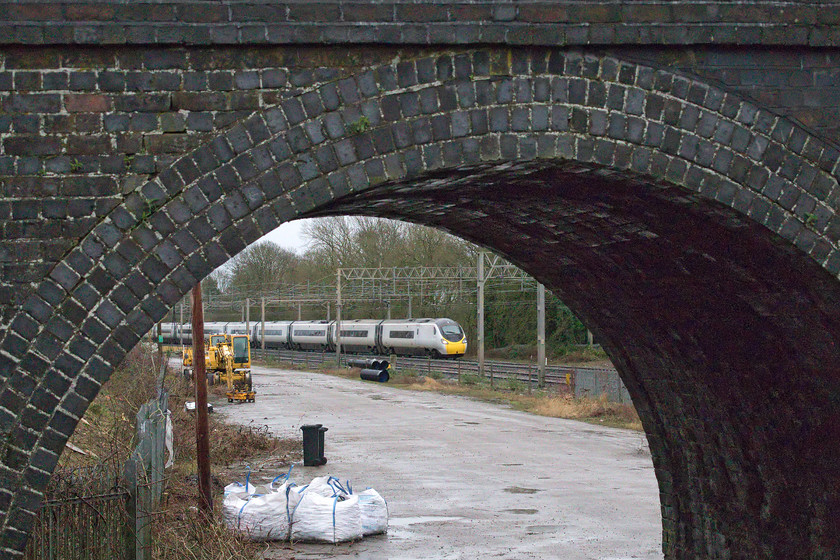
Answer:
[252,356,642,432]
[64,344,299,560]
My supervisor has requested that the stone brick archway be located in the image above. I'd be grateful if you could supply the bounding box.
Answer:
[2,49,840,558]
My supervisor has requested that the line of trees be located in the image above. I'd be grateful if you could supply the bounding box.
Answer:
[202,217,592,359]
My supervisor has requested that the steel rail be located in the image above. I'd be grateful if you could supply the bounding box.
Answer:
[252,348,615,388]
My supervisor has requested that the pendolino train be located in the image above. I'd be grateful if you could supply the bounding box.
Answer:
[161,318,468,358]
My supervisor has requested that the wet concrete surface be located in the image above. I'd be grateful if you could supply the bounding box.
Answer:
[217,365,663,559]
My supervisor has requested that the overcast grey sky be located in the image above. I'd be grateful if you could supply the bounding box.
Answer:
[259,218,317,254]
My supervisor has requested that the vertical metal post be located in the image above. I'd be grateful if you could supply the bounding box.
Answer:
[335,269,342,366]
[528,363,533,394]
[537,283,546,389]
[326,301,330,321]
[260,297,265,350]
[157,322,162,370]
[298,303,302,320]
[245,297,250,337]
[179,298,184,351]
[387,301,391,320]
[477,251,486,385]
[407,283,412,319]
[191,283,212,515]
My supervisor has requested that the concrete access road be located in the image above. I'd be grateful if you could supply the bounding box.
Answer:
[218,365,663,560]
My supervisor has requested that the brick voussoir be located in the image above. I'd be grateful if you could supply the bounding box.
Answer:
[4,47,840,559]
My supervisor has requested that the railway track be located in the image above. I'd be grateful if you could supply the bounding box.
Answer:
[252,348,616,389]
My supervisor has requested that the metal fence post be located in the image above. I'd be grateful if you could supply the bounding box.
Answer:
[528,364,532,394]
[125,391,170,560]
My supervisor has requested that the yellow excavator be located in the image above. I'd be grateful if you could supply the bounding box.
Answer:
[183,334,255,403]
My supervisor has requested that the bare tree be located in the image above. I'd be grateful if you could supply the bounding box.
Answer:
[301,216,359,272]
[402,223,477,267]
[226,241,299,297]
[351,216,406,268]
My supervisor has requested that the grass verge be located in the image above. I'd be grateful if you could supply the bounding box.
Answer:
[61,344,300,560]
[255,357,642,431]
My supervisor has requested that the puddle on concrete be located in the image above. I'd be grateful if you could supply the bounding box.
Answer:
[368,395,385,400]
[389,516,466,527]
[525,525,561,534]
[504,486,541,494]
[501,463,522,467]
[463,421,480,425]
[504,508,538,515]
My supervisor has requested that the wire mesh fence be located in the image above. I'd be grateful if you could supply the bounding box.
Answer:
[23,461,131,560]
[23,390,170,560]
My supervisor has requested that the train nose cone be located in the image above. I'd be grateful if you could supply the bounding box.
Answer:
[446,341,467,355]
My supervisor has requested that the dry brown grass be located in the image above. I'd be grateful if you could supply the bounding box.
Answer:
[153,473,266,560]
[62,343,299,560]
[528,393,643,430]
[253,356,643,431]
[59,345,167,467]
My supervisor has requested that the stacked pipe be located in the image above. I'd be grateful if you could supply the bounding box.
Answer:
[347,358,390,383]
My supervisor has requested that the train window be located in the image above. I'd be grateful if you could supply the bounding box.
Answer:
[440,324,464,342]
[294,329,326,336]
[390,330,414,339]
[340,330,368,337]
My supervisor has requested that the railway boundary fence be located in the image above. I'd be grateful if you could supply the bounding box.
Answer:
[23,391,170,560]
[23,462,131,560]
[252,349,631,404]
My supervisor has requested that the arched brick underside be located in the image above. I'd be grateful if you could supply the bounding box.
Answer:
[2,49,840,557]
[315,163,840,558]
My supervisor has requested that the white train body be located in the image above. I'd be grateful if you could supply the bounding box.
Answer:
[162,317,467,358]
[254,317,467,358]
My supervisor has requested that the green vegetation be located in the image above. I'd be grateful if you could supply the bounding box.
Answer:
[346,115,371,134]
[204,217,601,362]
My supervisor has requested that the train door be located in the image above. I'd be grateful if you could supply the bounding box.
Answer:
[375,322,384,354]
[326,321,334,350]
[286,321,293,349]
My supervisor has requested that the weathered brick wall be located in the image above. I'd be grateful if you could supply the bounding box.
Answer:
[0,45,396,326]
[2,3,840,559]
[3,0,840,47]
[617,47,840,148]
[4,44,840,330]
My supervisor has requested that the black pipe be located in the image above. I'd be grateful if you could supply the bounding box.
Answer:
[348,358,389,370]
[360,368,390,383]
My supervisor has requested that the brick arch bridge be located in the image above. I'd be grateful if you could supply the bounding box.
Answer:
[3,3,840,558]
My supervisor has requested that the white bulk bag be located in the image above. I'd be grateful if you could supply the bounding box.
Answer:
[305,476,352,498]
[304,476,337,497]
[290,490,363,543]
[224,481,256,496]
[223,482,300,541]
[357,488,388,535]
